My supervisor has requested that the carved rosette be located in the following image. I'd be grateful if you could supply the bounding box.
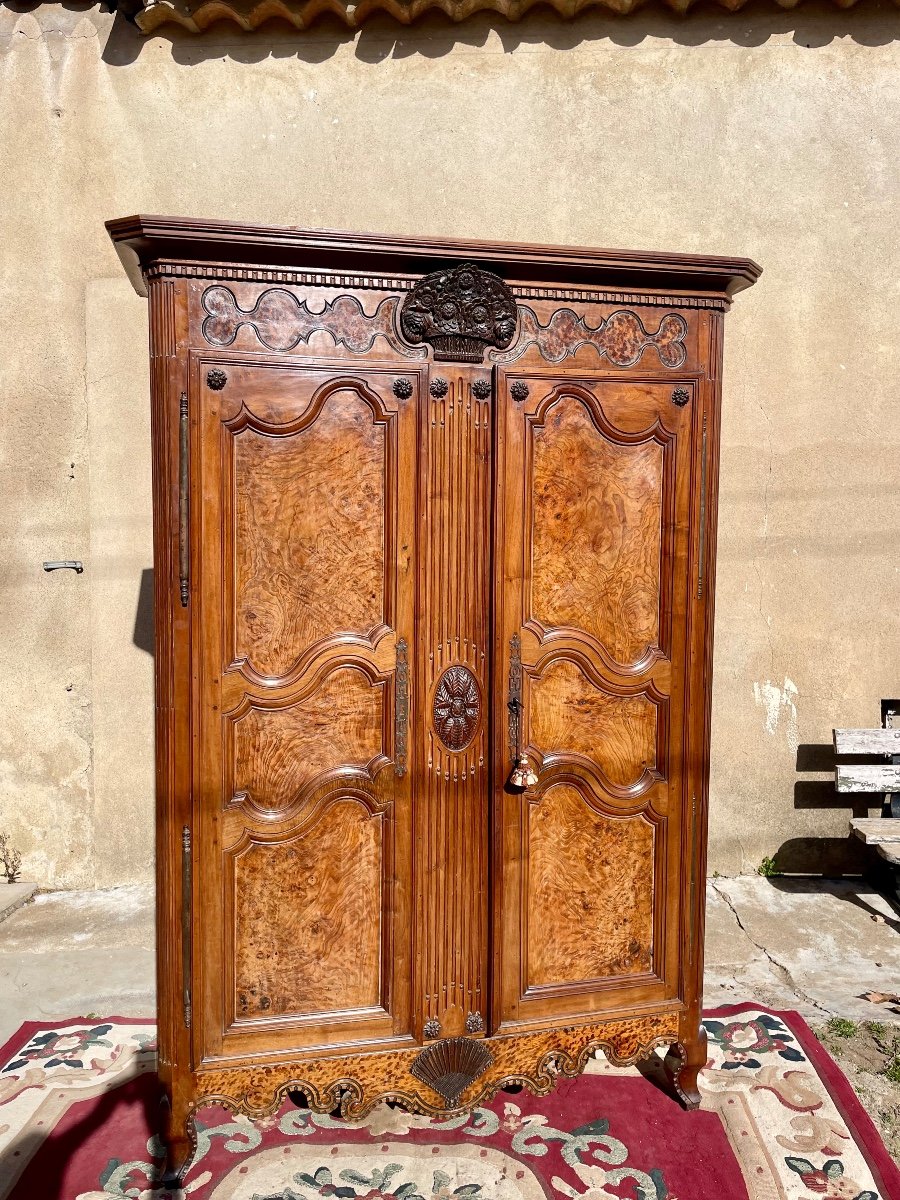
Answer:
[433,665,480,751]
[400,263,518,363]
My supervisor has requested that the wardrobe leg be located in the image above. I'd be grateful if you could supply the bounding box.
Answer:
[664,1021,708,1110]
[159,1093,196,1190]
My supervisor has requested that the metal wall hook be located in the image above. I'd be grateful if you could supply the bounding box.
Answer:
[43,561,83,574]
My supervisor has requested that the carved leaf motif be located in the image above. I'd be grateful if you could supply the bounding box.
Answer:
[202,285,424,358]
[493,305,688,368]
[433,665,480,751]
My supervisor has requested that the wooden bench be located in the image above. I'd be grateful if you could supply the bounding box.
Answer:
[833,725,900,894]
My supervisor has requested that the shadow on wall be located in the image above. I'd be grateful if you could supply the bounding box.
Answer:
[134,567,154,657]
[40,0,898,66]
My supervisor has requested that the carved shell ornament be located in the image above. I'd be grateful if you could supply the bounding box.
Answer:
[433,666,480,751]
[411,1037,494,1107]
[400,264,518,363]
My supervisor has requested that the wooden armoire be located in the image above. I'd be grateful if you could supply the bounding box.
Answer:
[108,215,759,1178]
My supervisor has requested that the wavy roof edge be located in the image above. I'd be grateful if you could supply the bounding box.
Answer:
[134,0,892,33]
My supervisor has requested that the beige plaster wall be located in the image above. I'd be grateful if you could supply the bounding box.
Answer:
[1,1,898,887]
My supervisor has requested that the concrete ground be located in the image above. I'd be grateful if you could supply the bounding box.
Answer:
[1,874,898,1046]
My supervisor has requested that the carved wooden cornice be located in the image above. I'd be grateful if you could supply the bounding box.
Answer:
[124,0,888,34]
[107,215,760,301]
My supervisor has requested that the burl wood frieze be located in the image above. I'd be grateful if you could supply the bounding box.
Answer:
[107,215,759,1180]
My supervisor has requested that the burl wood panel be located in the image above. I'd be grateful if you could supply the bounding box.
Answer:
[234,390,385,678]
[232,666,383,811]
[530,658,657,790]
[531,395,662,666]
[192,1011,679,1121]
[417,374,491,1036]
[526,784,654,987]
[233,799,383,1018]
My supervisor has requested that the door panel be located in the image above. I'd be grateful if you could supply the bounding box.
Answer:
[525,784,656,989]
[529,393,664,669]
[231,389,389,680]
[230,796,384,1019]
[494,371,693,1030]
[195,359,418,1062]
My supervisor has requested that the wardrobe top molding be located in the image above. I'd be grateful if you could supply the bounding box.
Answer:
[106,215,762,301]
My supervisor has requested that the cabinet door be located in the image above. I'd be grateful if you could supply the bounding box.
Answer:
[193,359,418,1063]
[493,370,695,1031]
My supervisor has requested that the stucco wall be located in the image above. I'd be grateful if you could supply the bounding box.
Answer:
[1,2,898,887]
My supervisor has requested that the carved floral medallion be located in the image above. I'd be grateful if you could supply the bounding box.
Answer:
[433,665,481,751]
[400,264,518,363]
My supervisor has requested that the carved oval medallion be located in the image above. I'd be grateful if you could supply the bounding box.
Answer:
[433,666,480,751]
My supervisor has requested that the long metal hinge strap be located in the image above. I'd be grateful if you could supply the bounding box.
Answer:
[179,392,189,607]
[394,638,408,777]
[688,795,698,964]
[181,825,192,1028]
[507,634,522,757]
[696,413,708,600]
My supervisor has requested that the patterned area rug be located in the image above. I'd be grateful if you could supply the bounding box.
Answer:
[0,1005,897,1200]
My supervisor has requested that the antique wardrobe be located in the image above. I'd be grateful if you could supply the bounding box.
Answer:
[108,215,759,1177]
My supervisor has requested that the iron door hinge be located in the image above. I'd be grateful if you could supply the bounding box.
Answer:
[181,825,192,1028]
[179,392,190,607]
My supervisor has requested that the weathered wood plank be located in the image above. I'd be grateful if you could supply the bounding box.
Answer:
[849,817,900,844]
[836,764,900,793]
[834,728,900,755]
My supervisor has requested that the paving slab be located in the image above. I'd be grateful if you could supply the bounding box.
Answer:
[0,883,155,1044]
[704,875,900,1023]
[0,881,38,924]
[0,877,897,1044]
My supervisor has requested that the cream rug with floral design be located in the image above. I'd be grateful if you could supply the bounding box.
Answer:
[0,1005,896,1200]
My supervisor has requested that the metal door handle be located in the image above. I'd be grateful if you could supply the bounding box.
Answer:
[507,635,538,789]
[395,638,409,777]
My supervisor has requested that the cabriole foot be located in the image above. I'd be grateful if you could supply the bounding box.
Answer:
[664,1023,707,1110]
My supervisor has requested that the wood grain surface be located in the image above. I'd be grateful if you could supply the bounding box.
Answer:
[416,373,491,1039]
[834,728,900,754]
[233,799,384,1018]
[530,657,657,790]
[836,764,900,792]
[849,817,900,844]
[530,394,662,667]
[526,783,654,987]
[232,665,384,811]
[492,373,687,1035]
[192,1010,680,1121]
[234,390,385,679]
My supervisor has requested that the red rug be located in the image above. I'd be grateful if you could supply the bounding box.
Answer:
[0,1005,896,1200]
